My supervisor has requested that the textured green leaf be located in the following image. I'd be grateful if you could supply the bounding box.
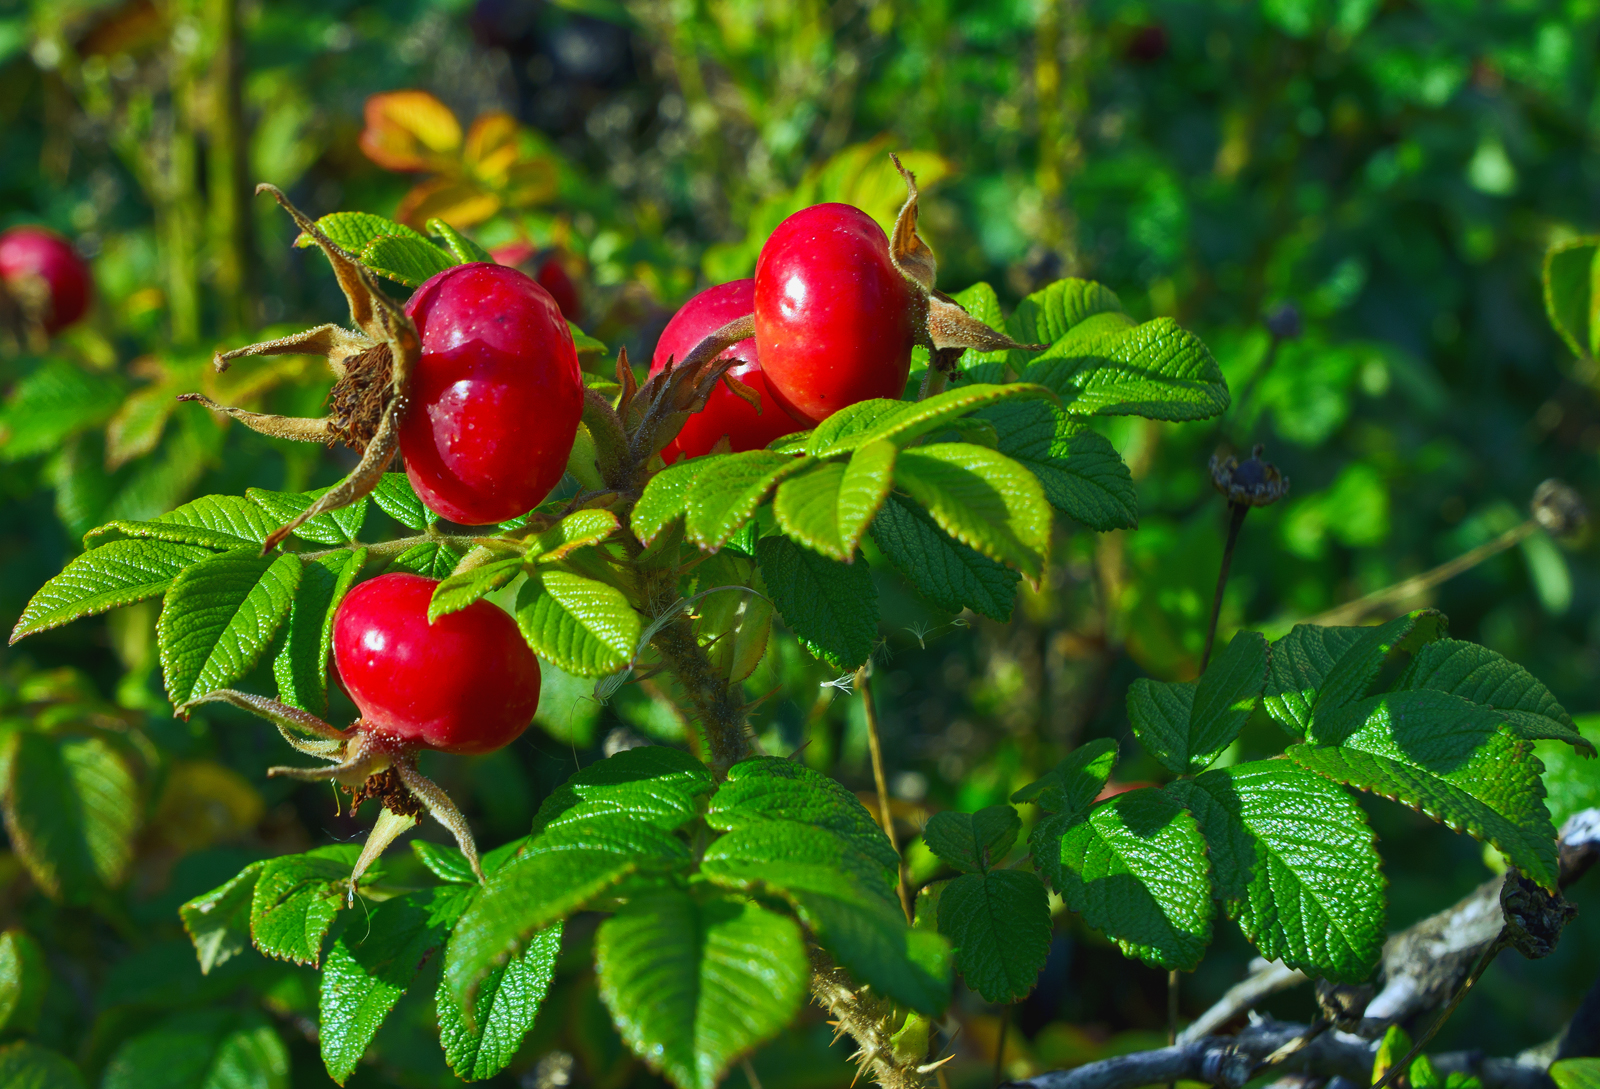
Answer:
[1169,761,1385,980]
[371,473,437,531]
[1291,689,1559,889]
[1400,639,1592,755]
[0,929,47,1034]
[180,862,264,974]
[534,746,715,837]
[10,539,213,643]
[386,540,464,579]
[774,462,849,558]
[596,889,807,1089]
[870,493,1018,621]
[922,805,1020,873]
[530,510,620,563]
[320,885,475,1085]
[250,845,362,966]
[1012,738,1118,817]
[755,534,878,670]
[361,233,457,287]
[430,557,524,621]
[980,400,1137,531]
[100,1009,288,1089]
[159,549,302,707]
[937,869,1051,1003]
[81,519,256,550]
[1263,624,1373,737]
[437,922,562,1082]
[1023,318,1229,421]
[273,548,362,716]
[893,442,1051,579]
[805,384,1054,457]
[445,822,691,1015]
[1552,1059,1600,1089]
[1034,788,1213,970]
[1181,630,1270,772]
[634,458,717,544]
[303,211,428,253]
[1313,611,1445,716]
[156,494,276,543]
[0,359,125,461]
[245,487,368,545]
[1006,279,1126,348]
[428,218,494,264]
[515,570,640,676]
[1,733,138,904]
[685,451,810,551]
[0,1041,86,1089]
[1127,679,1198,778]
[1542,237,1600,361]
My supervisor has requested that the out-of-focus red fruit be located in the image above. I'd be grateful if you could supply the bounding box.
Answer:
[489,241,583,323]
[332,573,541,754]
[400,262,583,524]
[753,203,916,426]
[1126,24,1169,63]
[649,279,805,459]
[0,226,91,333]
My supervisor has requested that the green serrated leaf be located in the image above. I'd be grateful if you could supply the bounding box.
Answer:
[1169,761,1385,980]
[1,732,139,904]
[371,473,437,531]
[81,519,256,550]
[0,359,125,462]
[937,869,1050,1003]
[634,458,716,544]
[1400,639,1592,755]
[980,400,1137,531]
[1006,279,1125,348]
[893,442,1051,580]
[319,885,475,1085]
[870,493,1018,622]
[246,488,368,545]
[1263,624,1370,736]
[159,549,302,708]
[774,462,849,558]
[1542,237,1600,361]
[0,929,47,1034]
[10,539,214,643]
[430,557,525,621]
[515,570,640,676]
[1013,738,1118,817]
[530,510,620,563]
[250,845,362,967]
[0,1041,86,1089]
[805,384,1054,458]
[1312,611,1445,716]
[1127,679,1198,778]
[754,535,878,671]
[1552,1059,1600,1089]
[427,218,493,264]
[1291,689,1559,889]
[596,889,807,1089]
[534,746,716,837]
[100,1009,288,1089]
[360,233,458,287]
[437,922,562,1082]
[686,451,811,551]
[1034,787,1213,970]
[180,862,264,974]
[302,211,429,253]
[1179,630,1270,773]
[386,540,465,579]
[570,322,608,356]
[273,548,364,717]
[156,493,276,544]
[1023,318,1229,421]
[922,806,1020,873]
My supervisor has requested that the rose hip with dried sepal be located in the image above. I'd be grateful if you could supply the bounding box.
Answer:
[0,226,91,334]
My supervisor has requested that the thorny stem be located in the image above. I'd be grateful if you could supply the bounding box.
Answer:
[810,948,927,1089]
[1200,503,1250,671]
[1304,519,1537,628]
[858,663,912,922]
[639,563,748,774]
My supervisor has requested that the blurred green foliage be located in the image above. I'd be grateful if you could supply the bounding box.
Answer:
[2,0,1600,1085]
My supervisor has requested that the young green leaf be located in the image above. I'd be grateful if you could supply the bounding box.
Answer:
[922,805,1021,873]
[362,233,458,287]
[0,929,48,1034]
[1263,624,1371,736]
[1184,629,1270,772]
[1012,738,1119,817]
[893,442,1051,580]
[428,218,494,264]
[437,923,562,1082]
[530,509,620,563]
[595,889,808,1089]
[686,451,811,551]
[937,869,1051,1003]
[1542,236,1600,362]
[10,539,214,643]
[0,1041,85,1089]
[1034,787,1213,970]
[633,457,714,544]
[1023,318,1229,421]
[371,473,438,531]
[156,493,277,544]
[250,845,363,966]
[515,570,640,676]
[81,519,258,551]
[1399,639,1593,755]
[159,549,303,708]
[980,400,1137,531]
[319,885,475,1085]
[180,862,265,974]
[754,535,878,670]
[870,493,1018,621]
[273,548,365,717]
[1312,610,1445,716]
[99,1008,288,1089]
[773,462,849,558]
[1169,761,1385,981]
[1,733,138,904]
[534,746,716,837]
[246,487,369,545]
[303,211,429,253]
[430,557,524,621]
[806,383,1055,457]
[386,540,465,579]
[1291,690,1559,890]
[1006,278,1126,347]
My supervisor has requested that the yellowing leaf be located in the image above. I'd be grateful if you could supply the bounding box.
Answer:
[359,90,462,171]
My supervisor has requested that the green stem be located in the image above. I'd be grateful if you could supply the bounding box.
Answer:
[1200,502,1248,671]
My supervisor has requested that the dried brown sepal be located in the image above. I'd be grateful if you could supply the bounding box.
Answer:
[212,322,371,378]
[1210,443,1289,508]
[622,315,752,464]
[887,153,937,293]
[261,396,403,551]
[176,394,337,444]
[722,371,763,412]
[614,345,640,421]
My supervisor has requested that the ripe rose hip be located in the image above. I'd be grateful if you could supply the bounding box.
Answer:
[753,204,916,425]
[0,226,91,333]
[401,262,583,524]
[333,572,541,754]
[488,241,583,323]
[650,279,804,459]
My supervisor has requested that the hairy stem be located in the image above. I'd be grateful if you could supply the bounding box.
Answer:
[858,664,912,922]
[810,949,927,1089]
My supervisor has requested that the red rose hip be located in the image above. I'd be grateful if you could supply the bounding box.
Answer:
[0,226,91,334]
[650,279,804,459]
[400,262,583,524]
[333,572,541,754]
[753,204,916,425]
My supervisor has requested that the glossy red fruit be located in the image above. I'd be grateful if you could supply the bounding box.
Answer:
[333,573,541,754]
[0,226,91,333]
[401,262,583,524]
[489,241,583,323]
[753,203,916,425]
[649,279,804,459]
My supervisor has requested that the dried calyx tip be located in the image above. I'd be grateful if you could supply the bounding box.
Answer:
[1210,443,1289,507]
[1531,478,1587,539]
